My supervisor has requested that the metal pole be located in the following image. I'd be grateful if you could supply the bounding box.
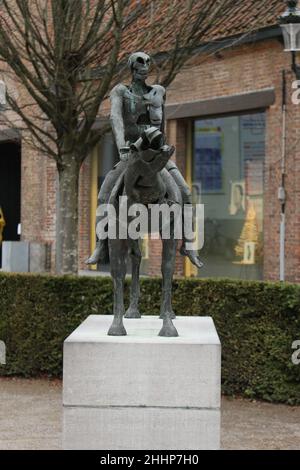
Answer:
[279,70,287,281]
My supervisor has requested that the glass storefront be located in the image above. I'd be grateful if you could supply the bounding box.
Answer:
[193,112,265,280]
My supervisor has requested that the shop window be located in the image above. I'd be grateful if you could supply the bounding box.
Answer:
[193,112,265,280]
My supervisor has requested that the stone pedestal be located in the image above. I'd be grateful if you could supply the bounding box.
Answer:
[63,315,221,450]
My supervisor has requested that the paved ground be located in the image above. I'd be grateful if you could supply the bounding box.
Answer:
[0,377,300,450]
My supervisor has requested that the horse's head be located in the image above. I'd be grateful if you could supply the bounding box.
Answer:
[125,128,175,204]
[131,127,163,153]
[131,128,174,173]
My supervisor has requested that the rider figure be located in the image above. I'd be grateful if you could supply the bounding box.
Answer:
[86,51,203,269]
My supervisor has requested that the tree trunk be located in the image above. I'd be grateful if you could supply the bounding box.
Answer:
[56,156,80,274]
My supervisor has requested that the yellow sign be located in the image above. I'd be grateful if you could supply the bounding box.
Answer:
[0,206,5,244]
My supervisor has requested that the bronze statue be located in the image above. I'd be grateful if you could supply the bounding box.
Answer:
[86,52,203,336]
[107,126,180,336]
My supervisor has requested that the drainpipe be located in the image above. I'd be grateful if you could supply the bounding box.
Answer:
[279,70,287,282]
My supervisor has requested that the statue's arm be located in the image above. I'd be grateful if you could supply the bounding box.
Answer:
[160,89,166,139]
[110,84,127,156]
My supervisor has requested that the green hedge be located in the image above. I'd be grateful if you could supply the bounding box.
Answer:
[0,272,300,404]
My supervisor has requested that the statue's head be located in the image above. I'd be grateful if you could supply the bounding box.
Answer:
[128,52,150,81]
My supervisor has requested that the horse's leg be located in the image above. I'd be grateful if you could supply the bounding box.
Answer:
[108,239,127,336]
[159,294,176,319]
[125,240,142,318]
[158,238,178,337]
[159,211,175,320]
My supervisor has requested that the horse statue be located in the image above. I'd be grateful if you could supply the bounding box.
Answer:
[86,52,203,330]
[105,127,181,337]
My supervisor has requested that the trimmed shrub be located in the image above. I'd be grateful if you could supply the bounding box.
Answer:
[0,272,300,404]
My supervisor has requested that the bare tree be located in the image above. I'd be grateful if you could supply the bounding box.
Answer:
[0,0,278,273]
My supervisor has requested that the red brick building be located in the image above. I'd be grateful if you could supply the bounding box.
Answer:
[1,1,300,282]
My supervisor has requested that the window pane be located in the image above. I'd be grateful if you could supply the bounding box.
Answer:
[193,112,265,280]
[97,133,119,194]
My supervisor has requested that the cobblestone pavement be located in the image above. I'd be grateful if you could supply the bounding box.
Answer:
[0,378,299,450]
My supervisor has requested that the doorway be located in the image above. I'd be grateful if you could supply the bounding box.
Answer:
[0,141,21,267]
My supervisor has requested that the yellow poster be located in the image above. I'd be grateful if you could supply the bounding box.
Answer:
[0,206,5,244]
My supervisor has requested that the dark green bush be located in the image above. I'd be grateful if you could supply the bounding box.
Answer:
[0,272,300,404]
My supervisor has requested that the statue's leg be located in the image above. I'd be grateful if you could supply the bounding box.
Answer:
[158,238,178,337]
[86,162,126,265]
[166,162,204,269]
[125,240,142,318]
[107,238,127,336]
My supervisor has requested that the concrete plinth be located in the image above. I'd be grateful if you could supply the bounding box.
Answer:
[63,315,221,450]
